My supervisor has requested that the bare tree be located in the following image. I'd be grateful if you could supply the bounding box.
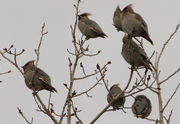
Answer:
[0,0,179,124]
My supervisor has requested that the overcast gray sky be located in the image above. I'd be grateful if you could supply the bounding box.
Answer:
[0,0,180,124]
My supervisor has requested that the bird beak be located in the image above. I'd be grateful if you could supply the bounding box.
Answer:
[137,114,143,118]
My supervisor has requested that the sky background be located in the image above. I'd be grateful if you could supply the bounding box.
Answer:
[0,0,180,124]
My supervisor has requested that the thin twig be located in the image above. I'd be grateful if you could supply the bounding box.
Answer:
[59,100,67,123]
[34,94,58,124]
[17,107,33,124]
[35,23,48,68]
[71,100,83,124]
[74,62,110,80]
[160,68,180,85]
[157,24,180,67]
[162,83,180,112]
[48,92,52,110]
[73,76,103,98]
[0,70,11,75]
[164,110,173,124]
[144,117,159,123]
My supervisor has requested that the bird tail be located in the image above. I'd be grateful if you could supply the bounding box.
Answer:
[51,87,58,93]
[44,83,58,93]
[141,62,153,72]
[122,4,134,13]
[142,33,153,45]
[101,33,108,38]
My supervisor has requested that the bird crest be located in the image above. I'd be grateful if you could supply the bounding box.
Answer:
[22,60,35,71]
[110,83,119,90]
[123,4,134,13]
[116,5,121,12]
[78,12,91,19]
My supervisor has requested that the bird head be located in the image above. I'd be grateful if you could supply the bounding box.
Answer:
[110,83,119,91]
[135,95,147,101]
[22,60,35,72]
[122,4,134,13]
[78,12,92,20]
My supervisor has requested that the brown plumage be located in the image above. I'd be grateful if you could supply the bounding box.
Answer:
[121,35,152,71]
[121,4,153,45]
[78,13,107,40]
[113,5,123,32]
[22,60,58,93]
[107,84,125,109]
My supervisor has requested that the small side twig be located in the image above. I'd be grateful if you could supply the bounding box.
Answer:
[162,83,180,112]
[17,107,33,124]
[160,68,180,85]
[71,100,83,124]
[73,76,103,98]
[157,23,180,67]
[0,70,11,75]
[164,110,173,124]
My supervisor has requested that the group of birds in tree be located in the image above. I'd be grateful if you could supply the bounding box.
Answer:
[78,3,153,72]
[78,4,152,118]
[21,3,152,119]
[107,84,151,119]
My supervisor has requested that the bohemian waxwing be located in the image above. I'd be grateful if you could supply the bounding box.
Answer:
[121,35,152,71]
[78,13,107,40]
[113,5,123,32]
[22,60,57,93]
[121,4,153,45]
[107,84,125,109]
[132,95,152,118]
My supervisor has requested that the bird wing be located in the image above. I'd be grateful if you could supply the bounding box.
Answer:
[36,68,51,85]
[131,40,148,60]
[84,19,106,36]
[134,13,148,32]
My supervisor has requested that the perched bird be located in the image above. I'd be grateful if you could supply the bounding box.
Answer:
[107,84,125,109]
[121,35,152,71]
[78,13,107,40]
[113,5,123,32]
[22,60,57,93]
[132,95,152,118]
[121,4,153,45]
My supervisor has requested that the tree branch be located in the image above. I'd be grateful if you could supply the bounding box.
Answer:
[160,68,180,85]
[17,107,33,124]
[162,83,180,112]
[157,23,180,68]
[90,69,134,124]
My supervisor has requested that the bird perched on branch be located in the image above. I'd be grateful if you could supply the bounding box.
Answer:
[78,13,107,40]
[22,60,57,93]
[132,95,152,118]
[107,84,125,109]
[121,35,152,71]
[121,4,153,45]
[113,5,123,32]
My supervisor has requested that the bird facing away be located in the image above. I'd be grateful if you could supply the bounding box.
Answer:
[121,35,152,71]
[22,60,57,93]
[121,4,153,45]
[78,13,107,40]
[113,5,123,32]
[107,84,126,109]
[132,95,152,118]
